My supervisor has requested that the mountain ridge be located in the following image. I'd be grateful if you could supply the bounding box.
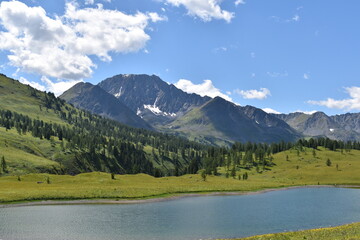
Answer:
[60,73,360,145]
[60,82,152,130]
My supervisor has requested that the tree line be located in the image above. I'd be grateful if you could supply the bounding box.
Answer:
[1,89,360,177]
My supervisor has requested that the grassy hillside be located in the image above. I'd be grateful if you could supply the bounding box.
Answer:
[0,74,67,125]
[231,222,360,240]
[248,146,360,186]
[0,146,359,203]
[0,128,63,174]
[0,74,206,176]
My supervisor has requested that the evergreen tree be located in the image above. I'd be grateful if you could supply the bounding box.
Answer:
[326,158,332,167]
[231,165,236,178]
[1,156,7,173]
[201,170,207,181]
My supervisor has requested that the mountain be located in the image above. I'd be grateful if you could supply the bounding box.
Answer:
[60,82,151,130]
[275,112,360,141]
[95,74,302,145]
[65,73,360,145]
[0,73,208,176]
[98,74,210,124]
[164,97,300,145]
[331,113,360,134]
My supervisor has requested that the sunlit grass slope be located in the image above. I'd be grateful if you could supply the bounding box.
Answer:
[0,74,67,125]
[230,222,360,240]
[0,146,359,203]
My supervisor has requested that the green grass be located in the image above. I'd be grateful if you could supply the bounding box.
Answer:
[228,222,360,240]
[0,172,284,203]
[0,75,68,125]
[0,128,63,174]
[0,146,359,203]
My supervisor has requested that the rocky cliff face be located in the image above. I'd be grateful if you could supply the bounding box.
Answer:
[98,74,210,124]
[60,82,152,130]
[166,97,300,144]
[275,112,360,141]
[62,73,360,145]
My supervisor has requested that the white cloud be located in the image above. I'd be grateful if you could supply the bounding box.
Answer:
[174,79,232,101]
[308,87,360,111]
[18,76,81,96]
[85,0,95,5]
[235,0,245,6]
[262,108,280,114]
[148,12,168,22]
[40,76,83,96]
[251,73,256,78]
[213,46,227,53]
[250,52,256,58]
[267,71,288,78]
[272,13,301,23]
[165,0,234,23]
[19,77,46,91]
[235,88,271,100]
[0,1,164,82]
[293,110,317,115]
[292,14,300,22]
[303,73,309,79]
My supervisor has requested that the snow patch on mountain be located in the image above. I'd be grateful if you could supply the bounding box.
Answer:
[114,86,123,98]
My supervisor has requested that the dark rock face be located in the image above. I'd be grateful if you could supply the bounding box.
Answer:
[60,82,152,130]
[62,73,360,145]
[169,97,300,144]
[98,74,210,118]
[275,112,360,141]
[331,113,360,134]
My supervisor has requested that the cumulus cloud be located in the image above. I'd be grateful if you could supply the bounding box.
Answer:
[165,0,234,23]
[235,0,245,6]
[303,73,309,79]
[262,108,280,114]
[85,0,95,5]
[19,77,46,91]
[291,14,300,22]
[39,76,83,96]
[235,88,271,100]
[19,76,82,96]
[0,1,165,81]
[174,79,232,101]
[293,110,317,115]
[308,87,360,111]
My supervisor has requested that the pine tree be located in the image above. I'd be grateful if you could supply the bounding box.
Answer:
[231,165,236,178]
[201,170,207,181]
[1,156,7,173]
[326,158,332,167]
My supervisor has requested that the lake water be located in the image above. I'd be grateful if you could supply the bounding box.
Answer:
[1,187,360,240]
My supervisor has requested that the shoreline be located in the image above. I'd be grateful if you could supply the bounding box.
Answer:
[1,184,359,208]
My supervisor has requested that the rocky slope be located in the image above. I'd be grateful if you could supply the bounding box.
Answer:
[60,82,151,129]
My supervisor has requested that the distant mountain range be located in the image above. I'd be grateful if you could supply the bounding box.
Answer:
[275,112,360,141]
[60,74,360,145]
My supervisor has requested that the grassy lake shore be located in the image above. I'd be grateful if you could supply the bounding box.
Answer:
[227,222,360,240]
[1,184,357,208]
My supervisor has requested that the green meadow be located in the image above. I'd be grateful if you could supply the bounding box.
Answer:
[230,222,360,240]
[1,146,359,203]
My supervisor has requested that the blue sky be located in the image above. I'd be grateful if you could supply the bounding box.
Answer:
[0,0,359,115]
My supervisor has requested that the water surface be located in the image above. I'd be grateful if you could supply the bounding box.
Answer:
[1,187,360,240]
